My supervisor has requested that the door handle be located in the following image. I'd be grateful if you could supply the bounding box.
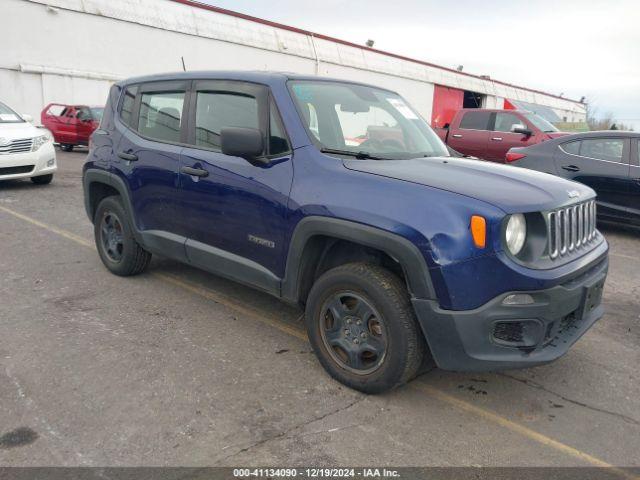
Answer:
[562,165,580,172]
[452,134,462,138]
[117,151,138,162]
[491,137,503,141]
[181,166,209,178]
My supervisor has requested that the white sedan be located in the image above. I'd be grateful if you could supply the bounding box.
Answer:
[0,101,56,184]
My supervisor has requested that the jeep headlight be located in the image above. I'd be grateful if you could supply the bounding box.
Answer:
[32,131,52,152]
[505,213,527,256]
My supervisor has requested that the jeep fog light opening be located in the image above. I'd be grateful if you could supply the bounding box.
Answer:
[505,213,526,255]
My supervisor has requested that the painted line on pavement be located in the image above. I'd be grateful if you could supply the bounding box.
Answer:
[1,204,636,477]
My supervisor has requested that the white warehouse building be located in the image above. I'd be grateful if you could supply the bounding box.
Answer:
[2,0,587,127]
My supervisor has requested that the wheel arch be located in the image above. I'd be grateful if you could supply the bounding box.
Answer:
[281,217,436,305]
[83,170,138,235]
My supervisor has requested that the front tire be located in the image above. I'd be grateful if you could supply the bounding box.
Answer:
[305,262,426,393]
[31,174,53,185]
[60,144,73,152]
[94,196,151,276]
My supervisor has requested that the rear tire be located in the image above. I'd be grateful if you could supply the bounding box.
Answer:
[60,144,73,152]
[30,174,53,185]
[304,262,426,393]
[94,196,151,276]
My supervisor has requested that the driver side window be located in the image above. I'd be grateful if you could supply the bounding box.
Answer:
[494,113,525,133]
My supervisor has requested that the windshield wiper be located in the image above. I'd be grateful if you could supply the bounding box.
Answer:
[320,147,387,160]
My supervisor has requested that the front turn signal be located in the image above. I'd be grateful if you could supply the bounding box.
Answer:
[470,215,486,249]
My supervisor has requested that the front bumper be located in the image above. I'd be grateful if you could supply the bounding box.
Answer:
[413,254,608,371]
[0,143,57,180]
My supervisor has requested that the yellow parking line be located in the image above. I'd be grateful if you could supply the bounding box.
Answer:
[0,204,636,477]
[0,205,93,248]
[157,272,307,341]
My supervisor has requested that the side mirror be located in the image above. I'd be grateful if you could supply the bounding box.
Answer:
[221,127,266,164]
[22,114,33,122]
[512,124,533,136]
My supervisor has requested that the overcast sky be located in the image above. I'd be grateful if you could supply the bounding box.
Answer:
[198,0,639,130]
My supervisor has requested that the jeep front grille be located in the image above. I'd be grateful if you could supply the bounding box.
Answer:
[0,138,33,155]
[547,200,597,260]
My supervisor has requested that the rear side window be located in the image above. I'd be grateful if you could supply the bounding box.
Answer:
[579,138,624,163]
[120,85,138,128]
[560,141,580,155]
[459,111,490,130]
[195,91,259,151]
[138,91,185,143]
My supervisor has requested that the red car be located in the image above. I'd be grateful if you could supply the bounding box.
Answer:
[41,104,104,152]
[435,109,568,162]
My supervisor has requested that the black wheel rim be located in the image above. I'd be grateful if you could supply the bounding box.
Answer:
[100,211,124,262]
[319,291,387,375]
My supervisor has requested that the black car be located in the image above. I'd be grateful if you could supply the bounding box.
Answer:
[508,131,639,228]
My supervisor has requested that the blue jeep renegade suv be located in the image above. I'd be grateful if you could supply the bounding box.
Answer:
[83,71,608,393]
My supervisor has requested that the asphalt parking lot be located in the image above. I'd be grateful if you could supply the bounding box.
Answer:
[0,149,638,469]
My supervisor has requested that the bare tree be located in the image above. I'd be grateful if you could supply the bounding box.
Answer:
[585,98,634,131]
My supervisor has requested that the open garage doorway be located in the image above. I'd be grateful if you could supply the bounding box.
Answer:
[463,91,484,108]
[431,85,486,128]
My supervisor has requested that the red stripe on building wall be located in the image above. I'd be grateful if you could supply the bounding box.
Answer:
[169,0,581,105]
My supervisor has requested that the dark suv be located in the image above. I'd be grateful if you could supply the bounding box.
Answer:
[83,72,608,393]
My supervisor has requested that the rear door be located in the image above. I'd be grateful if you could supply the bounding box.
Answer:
[447,111,491,159]
[556,137,631,222]
[486,112,537,162]
[113,80,188,258]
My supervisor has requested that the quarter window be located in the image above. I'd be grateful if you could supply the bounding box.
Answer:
[120,86,137,128]
[269,100,290,156]
[138,91,184,143]
[195,91,259,151]
[459,111,491,130]
[579,138,624,163]
[494,113,525,133]
[560,141,580,155]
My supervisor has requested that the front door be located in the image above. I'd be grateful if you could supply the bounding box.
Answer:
[179,80,294,286]
[59,106,79,144]
[76,106,96,145]
[486,112,536,162]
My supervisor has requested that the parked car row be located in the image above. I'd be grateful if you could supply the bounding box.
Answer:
[435,108,568,162]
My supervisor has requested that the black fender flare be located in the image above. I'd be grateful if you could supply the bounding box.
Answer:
[281,216,436,303]
[83,169,143,243]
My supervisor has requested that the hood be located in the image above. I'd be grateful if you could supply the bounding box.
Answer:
[0,122,41,141]
[343,156,594,214]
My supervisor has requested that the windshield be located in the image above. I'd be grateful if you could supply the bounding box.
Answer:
[289,81,449,159]
[90,107,104,121]
[0,102,24,124]
[523,112,558,133]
